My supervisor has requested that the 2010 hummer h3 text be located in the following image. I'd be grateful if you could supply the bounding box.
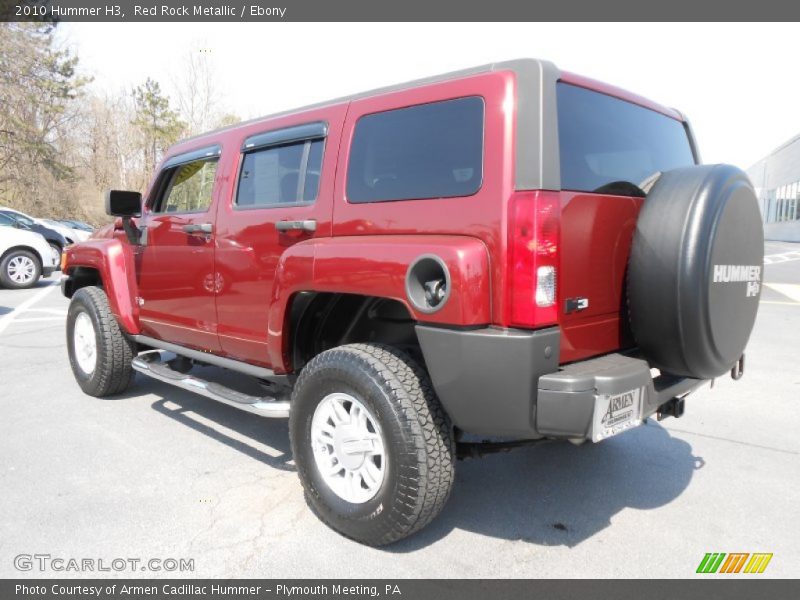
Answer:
[61,59,764,545]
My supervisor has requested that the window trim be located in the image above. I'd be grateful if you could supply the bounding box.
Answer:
[344,95,486,205]
[242,122,327,152]
[162,144,221,170]
[233,123,327,211]
[149,157,221,216]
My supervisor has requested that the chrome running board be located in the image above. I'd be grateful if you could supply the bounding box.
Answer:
[132,351,290,418]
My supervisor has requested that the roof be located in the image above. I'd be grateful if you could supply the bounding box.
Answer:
[169,59,684,193]
[179,59,553,144]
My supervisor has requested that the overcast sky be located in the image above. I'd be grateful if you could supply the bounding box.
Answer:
[58,22,798,169]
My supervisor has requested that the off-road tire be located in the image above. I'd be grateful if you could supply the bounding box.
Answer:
[67,286,136,397]
[290,343,455,546]
[0,249,42,289]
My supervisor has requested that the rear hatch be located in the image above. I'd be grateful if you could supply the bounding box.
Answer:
[554,81,696,363]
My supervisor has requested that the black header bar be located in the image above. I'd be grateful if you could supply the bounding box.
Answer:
[2,0,800,22]
[3,579,800,600]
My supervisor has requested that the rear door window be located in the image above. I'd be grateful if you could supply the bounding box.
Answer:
[236,138,324,207]
[557,83,695,196]
[346,96,484,203]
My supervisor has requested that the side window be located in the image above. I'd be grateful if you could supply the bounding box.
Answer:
[153,159,218,214]
[346,96,484,203]
[236,138,324,208]
[0,213,16,227]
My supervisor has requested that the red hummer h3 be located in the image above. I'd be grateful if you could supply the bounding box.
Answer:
[62,59,764,545]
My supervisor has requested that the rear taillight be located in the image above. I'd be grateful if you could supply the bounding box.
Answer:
[508,191,560,327]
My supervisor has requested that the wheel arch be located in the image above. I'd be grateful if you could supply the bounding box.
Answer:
[62,239,140,334]
[288,292,421,373]
[61,266,103,298]
[266,235,492,373]
[1,245,44,268]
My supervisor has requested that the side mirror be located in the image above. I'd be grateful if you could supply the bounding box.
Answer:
[105,190,142,217]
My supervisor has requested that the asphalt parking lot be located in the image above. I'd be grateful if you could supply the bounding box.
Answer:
[0,241,798,579]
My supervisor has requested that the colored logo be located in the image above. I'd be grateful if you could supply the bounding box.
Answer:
[696,553,773,574]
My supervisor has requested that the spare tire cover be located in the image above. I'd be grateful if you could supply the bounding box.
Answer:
[628,164,764,380]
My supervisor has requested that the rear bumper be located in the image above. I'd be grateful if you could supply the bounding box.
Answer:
[416,325,706,440]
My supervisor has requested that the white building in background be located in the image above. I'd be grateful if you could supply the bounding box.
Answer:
[747,134,800,242]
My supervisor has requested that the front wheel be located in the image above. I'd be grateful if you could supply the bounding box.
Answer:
[289,343,455,546]
[66,286,136,397]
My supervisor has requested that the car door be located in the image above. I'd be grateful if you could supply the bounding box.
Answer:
[136,145,222,351]
[214,106,347,366]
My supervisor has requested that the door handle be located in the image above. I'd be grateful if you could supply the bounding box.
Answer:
[275,219,317,233]
[182,223,213,234]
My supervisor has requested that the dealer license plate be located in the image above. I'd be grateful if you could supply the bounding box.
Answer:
[591,387,643,442]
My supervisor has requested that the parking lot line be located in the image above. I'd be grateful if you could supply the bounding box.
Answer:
[764,283,800,303]
[763,250,800,265]
[0,282,59,336]
[12,316,65,323]
[24,307,67,315]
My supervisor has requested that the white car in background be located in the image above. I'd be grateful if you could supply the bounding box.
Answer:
[0,226,58,289]
[0,207,89,244]
[43,218,92,243]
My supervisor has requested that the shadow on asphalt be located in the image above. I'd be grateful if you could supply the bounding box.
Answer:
[117,369,294,472]
[120,369,701,549]
[391,422,703,551]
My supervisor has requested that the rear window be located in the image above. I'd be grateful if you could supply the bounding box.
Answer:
[557,83,695,196]
[346,96,484,203]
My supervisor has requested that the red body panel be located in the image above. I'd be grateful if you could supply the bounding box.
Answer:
[212,104,347,364]
[557,191,643,363]
[263,235,491,373]
[312,236,491,325]
[65,239,140,334]
[136,211,220,351]
[332,72,517,329]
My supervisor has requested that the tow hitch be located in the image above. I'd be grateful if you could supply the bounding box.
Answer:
[731,354,745,380]
[657,397,686,421]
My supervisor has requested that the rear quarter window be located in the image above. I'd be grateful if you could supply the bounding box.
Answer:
[346,96,484,203]
[557,83,695,196]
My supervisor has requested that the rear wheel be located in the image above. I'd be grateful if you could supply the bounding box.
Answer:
[290,343,455,546]
[48,243,62,270]
[0,249,41,289]
[67,286,136,397]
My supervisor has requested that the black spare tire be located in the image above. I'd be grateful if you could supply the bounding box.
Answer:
[628,164,764,380]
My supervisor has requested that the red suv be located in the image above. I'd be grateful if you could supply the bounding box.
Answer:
[61,59,764,545]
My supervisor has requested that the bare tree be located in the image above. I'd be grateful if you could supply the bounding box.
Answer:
[0,23,89,214]
[173,45,220,136]
[0,26,240,226]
